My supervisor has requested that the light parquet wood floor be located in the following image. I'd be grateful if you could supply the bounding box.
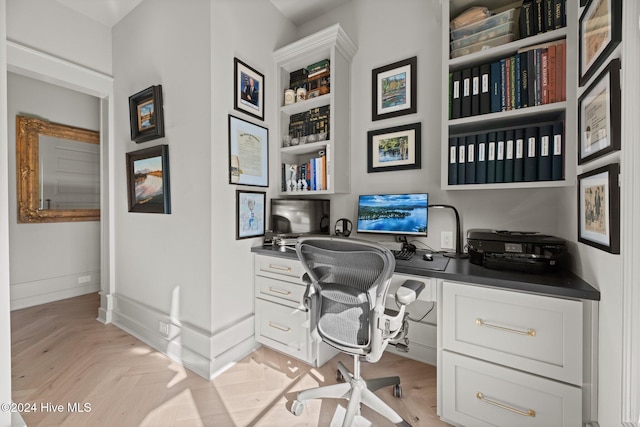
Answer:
[11,293,451,427]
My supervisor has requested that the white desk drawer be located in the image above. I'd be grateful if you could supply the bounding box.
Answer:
[442,351,581,427]
[256,275,306,305]
[255,254,304,280]
[442,281,583,385]
[255,299,309,360]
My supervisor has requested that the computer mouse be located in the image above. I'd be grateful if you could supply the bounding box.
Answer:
[423,253,433,261]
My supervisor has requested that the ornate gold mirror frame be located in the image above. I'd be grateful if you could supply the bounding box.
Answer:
[16,115,100,223]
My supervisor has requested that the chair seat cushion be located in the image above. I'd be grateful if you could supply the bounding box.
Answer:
[317,283,370,348]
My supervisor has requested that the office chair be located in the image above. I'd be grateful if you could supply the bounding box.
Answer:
[291,237,424,427]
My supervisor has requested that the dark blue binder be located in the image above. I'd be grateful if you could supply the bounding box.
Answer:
[471,66,480,116]
[487,132,497,183]
[476,133,488,184]
[552,122,564,180]
[504,129,515,182]
[480,63,491,114]
[466,134,477,184]
[490,62,501,113]
[537,124,553,181]
[462,68,472,118]
[448,136,458,185]
[514,128,525,182]
[496,131,506,183]
[524,127,539,181]
[457,136,466,184]
[451,70,462,119]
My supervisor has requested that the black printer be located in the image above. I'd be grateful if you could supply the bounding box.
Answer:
[467,229,566,274]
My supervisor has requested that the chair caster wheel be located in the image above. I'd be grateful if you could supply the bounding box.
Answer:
[393,384,402,398]
[291,400,305,416]
[336,370,344,382]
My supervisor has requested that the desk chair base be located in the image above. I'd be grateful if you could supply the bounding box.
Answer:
[291,356,412,427]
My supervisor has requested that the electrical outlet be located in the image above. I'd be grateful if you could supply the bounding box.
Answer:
[441,231,454,250]
[158,321,169,336]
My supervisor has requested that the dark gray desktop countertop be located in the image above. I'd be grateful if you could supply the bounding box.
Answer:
[251,245,600,301]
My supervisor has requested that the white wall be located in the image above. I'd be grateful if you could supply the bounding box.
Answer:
[0,1,14,424]
[7,73,101,310]
[6,0,112,75]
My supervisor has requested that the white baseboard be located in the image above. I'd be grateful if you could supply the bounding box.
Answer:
[111,293,259,380]
[10,271,100,310]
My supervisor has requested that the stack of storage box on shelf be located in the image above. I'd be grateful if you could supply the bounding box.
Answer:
[281,59,331,193]
[448,121,564,186]
[450,8,518,59]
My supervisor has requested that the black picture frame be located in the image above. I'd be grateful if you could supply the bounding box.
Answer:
[578,58,621,165]
[372,56,417,121]
[228,115,269,187]
[236,190,266,240]
[126,145,171,214]
[234,58,265,121]
[579,0,622,86]
[577,163,620,254]
[129,85,165,143]
[367,122,421,173]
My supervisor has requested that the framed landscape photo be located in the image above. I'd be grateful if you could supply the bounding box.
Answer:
[234,58,264,121]
[578,163,620,254]
[578,58,621,164]
[126,145,171,214]
[367,122,421,173]
[372,56,417,121]
[228,115,269,187]
[129,85,165,143]
[236,190,266,240]
[579,0,622,86]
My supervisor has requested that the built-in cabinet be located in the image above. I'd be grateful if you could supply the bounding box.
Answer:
[274,24,356,195]
[440,0,578,190]
[437,280,597,426]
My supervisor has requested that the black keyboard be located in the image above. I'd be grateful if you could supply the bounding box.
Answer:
[392,249,414,260]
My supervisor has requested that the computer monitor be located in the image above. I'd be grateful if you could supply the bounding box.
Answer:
[356,193,428,236]
[270,198,330,235]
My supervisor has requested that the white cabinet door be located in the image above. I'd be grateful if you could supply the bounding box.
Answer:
[442,351,582,427]
[442,281,583,385]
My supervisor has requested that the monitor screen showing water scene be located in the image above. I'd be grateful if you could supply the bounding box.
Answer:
[126,145,171,214]
[357,193,428,236]
[367,123,421,173]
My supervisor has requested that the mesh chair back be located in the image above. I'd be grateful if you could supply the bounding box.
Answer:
[296,237,395,351]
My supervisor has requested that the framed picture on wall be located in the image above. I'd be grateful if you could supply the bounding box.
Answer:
[234,58,265,121]
[578,58,621,164]
[126,145,171,214]
[579,0,622,86]
[228,115,269,187]
[236,190,266,239]
[129,85,165,143]
[577,163,620,254]
[371,56,417,121]
[367,122,421,173]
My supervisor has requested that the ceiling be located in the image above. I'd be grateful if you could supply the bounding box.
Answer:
[55,0,352,28]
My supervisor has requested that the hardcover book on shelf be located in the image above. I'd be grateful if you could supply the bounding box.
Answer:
[490,61,501,113]
[520,0,534,38]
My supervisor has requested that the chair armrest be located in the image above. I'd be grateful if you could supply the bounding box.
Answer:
[395,280,425,305]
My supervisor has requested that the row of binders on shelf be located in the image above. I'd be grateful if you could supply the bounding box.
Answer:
[281,150,329,193]
[449,39,566,119]
[448,121,564,186]
[520,0,566,39]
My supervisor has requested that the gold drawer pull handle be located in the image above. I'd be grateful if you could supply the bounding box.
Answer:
[269,264,292,272]
[268,322,291,332]
[475,318,536,337]
[269,287,292,296]
[476,392,536,417]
